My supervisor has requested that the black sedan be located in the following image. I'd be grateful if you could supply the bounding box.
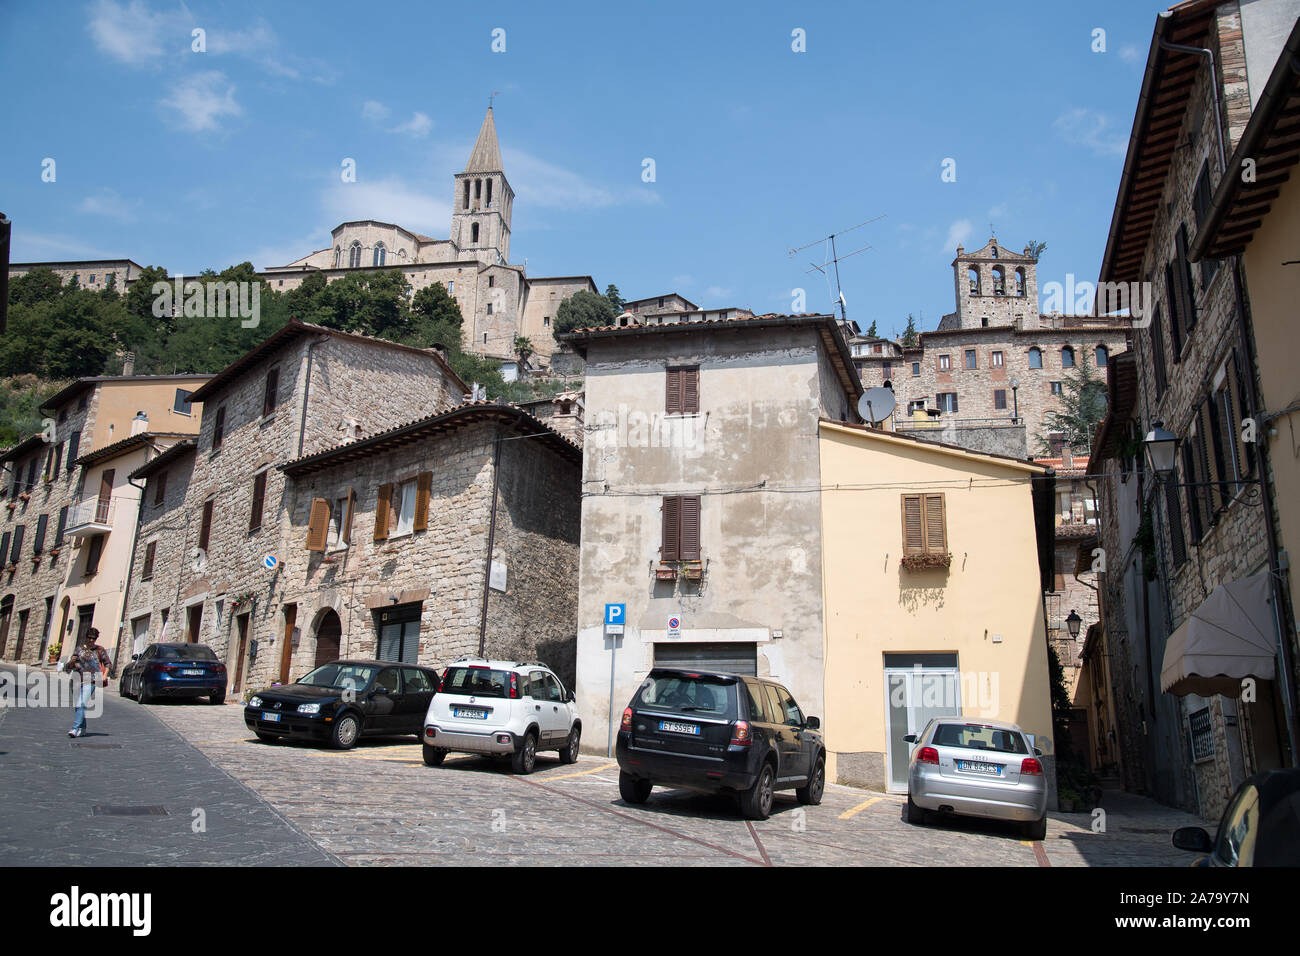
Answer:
[120,642,228,704]
[1172,768,1300,866]
[244,659,439,750]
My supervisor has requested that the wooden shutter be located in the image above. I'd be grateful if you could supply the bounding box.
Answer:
[1177,226,1197,330]
[923,493,947,553]
[142,541,156,579]
[661,496,681,560]
[198,499,214,551]
[1182,444,1203,542]
[34,514,48,554]
[54,507,67,547]
[249,471,267,531]
[66,431,80,470]
[682,368,699,414]
[374,483,392,542]
[1150,307,1168,396]
[1194,406,1215,527]
[263,366,280,417]
[0,533,8,564]
[1231,348,1256,477]
[413,471,432,532]
[342,488,356,545]
[213,407,225,450]
[305,497,330,551]
[680,496,701,560]
[665,369,682,414]
[901,495,924,555]
[154,470,167,506]
[1165,264,1184,358]
[52,442,62,477]
[10,525,24,562]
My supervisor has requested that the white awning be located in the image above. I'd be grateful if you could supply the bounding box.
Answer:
[1160,571,1277,697]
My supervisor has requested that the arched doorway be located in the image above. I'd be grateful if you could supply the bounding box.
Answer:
[314,609,342,669]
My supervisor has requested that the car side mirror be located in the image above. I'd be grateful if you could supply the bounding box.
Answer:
[903,733,917,744]
[804,716,820,730]
[131,654,140,661]
[1172,827,1214,853]
[566,690,575,702]
[1034,747,1043,756]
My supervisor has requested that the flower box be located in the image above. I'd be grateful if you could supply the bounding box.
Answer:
[900,552,952,572]
[655,567,677,581]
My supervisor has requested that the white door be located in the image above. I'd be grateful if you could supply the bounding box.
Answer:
[884,655,962,792]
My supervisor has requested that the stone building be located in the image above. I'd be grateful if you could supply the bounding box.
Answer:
[0,372,209,666]
[1091,0,1299,821]
[5,259,144,293]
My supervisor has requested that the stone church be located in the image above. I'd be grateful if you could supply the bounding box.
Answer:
[258,108,596,366]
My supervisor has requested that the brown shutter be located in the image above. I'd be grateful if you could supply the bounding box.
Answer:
[901,495,924,555]
[665,368,682,414]
[661,496,681,561]
[1230,348,1255,477]
[142,541,156,579]
[1194,404,1216,523]
[305,498,330,551]
[923,493,947,553]
[374,483,392,542]
[198,499,214,551]
[680,496,701,560]
[213,407,225,450]
[342,488,356,545]
[263,367,279,417]
[249,471,267,531]
[683,368,699,414]
[154,469,167,506]
[413,471,432,532]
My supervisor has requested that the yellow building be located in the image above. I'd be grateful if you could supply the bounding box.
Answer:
[817,420,1056,793]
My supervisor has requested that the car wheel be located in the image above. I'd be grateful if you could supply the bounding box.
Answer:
[558,725,581,764]
[254,731,278,744]
[210,691,225,705]
[1023,814,1047,841]
[906,793,926,825]
[741,763,776,820]
[331,712,360,750]
[618,771,652,804]
[137,681,152,705]
[796,753,826,805]
[422,744,447,766]
[119,678,132,700]
[511,731,537,774]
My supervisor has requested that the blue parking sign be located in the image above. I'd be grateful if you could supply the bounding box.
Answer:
[605,603,625,626]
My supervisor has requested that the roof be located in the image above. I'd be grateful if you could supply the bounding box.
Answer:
[279,401,580,477]
[127,439,195,481]
[1091,349,1140,465]
[187,319,468,404]
[917,323,1131,343]
[624,292,701,311]
[39,374,211,414]
[1098,0,1221,284]
[10,258,143,269]
[1033,455,1091,478]
[1190,17,1300,261]
[819,418,1048,474]
[0,433,46,465]
[560,312,863,402]
[464,107,502,173]
[1054,521,1100,541]
[73,431,193,468]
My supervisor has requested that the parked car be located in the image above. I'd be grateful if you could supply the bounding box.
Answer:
[119,642,227,705]
[614,668,825,820]
[422,658,580,774]
[245,659,440,750]
[1171,768,1300,866]
[904,717,1048,840]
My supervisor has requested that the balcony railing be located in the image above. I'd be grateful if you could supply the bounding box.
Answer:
[65,496,115,538]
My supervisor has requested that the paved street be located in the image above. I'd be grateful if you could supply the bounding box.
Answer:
[0,665,1213,866]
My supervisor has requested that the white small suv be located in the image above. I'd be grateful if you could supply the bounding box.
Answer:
[422,658,581,774]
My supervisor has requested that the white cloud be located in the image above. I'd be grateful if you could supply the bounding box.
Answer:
[320,176,450,236]
[247,232,334,272]
[1119,44,1142,64]
[1053,107,1127,157]
[86,0,182,65]
[504,148,662,209]
[944,219,973,252]
[78,189,136,222]
[159,71,242,131]
[390,112,432,138]
[704,285,733,300]
[987,204,1008,220]
[13,232,113,260]
[362,100,391,123]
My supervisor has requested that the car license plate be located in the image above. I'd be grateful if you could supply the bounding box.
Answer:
[262,712,281,722]
[959,760,1001,775]
[454,708,487,720]
[182,669,204,676]
[659,720,700,735]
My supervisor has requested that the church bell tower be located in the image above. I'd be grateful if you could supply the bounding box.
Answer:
[451,107,513,265]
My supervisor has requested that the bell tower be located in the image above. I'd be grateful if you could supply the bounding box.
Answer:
[451,107,513,265]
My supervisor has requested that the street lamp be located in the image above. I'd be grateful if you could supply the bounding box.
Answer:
[1144,420,1178,479]
[1066,609,1083,639]
[1010,377,1020,423]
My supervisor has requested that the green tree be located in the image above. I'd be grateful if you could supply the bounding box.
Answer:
[553,289,616,337]
[604,283,624,313]
[513,335,533,365]
[1025,240,1047,261]
[7,267,63,307]
[901,314,919,348]
[412,283,462,326]
[1039,350,1107,455]
[865,320,878,337]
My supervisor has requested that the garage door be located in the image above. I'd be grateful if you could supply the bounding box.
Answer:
[653,642,757,676]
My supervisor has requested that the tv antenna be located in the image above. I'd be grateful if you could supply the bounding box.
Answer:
[788,215,885,322]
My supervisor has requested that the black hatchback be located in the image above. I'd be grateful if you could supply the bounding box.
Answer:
[615,668,825,820]
[244,659,440,750]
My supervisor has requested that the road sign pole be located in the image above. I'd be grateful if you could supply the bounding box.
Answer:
[606,635,617,757]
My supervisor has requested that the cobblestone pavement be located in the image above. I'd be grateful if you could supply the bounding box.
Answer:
[137,694,1211,867]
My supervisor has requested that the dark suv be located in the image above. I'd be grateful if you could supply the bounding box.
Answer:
[615,668,824,820]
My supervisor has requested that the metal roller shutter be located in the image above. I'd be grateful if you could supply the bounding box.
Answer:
[653,642,757,676]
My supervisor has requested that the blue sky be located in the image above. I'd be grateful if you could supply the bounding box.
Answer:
[1,0,1164,338]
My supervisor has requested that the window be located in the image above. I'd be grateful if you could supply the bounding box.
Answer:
[487,302,493,315]
[198,498,214,552]
[1193,163,1220,287]
[249,470,267,532]
[0,532,7,564]
[543,316,551,327]
[392,479,418,537]
[990,245,998,258]
[1028,347,1042,369]
[9,525,23,562]
[992,350,1004,367]
[661,495,701,561]
[54,507,67,548]
[1096,345,1108,367]
[883,361,893,380]
[936,392,958,413]
[1051,382,1063,396]
[1061,346,1075,368]
[901,493,947,555]
[1176,226,1198,332]
[463,180,471,210]
[488,275,494,288]
[907,399,926,415]
[66,431,80,471]
[262,366,280,417]
[964,349,977,369]
[77,394,87,412]
[329,493,354,550]
[373,474,431,542]
[33,513,48,554]
[348,241,362,268]
[911,362,920,377]
[1165,263,1185,359]
[212,407,226,451]
[1150,306,1168,396]
[994,389,1007,410]
[938,355,951,371]
[142,541,156,580]
[486,179,493,206]
[173,389,193,414]
[373,242,386,267]
[471,223,480,244]
[84,534,103,575]
[872,344,882,354]
[447,280,454,295]
[665,366,700,414]
[154,470,167,507]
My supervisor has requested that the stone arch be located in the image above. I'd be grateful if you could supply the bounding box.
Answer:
[309,605,343,669]
[968,266,979,294]
[991,265,1006,295]
[348,240,362,269]
[373,242,386,267]
[1015,267,1026,296]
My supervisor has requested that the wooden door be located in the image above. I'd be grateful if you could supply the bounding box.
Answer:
[279,604,297,683]
[186,604,202,643]
[232,613,250,695]
[314,611,341,669]
[96,469,115,523]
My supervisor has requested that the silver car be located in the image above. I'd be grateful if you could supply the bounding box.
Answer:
[904,717,1048,840]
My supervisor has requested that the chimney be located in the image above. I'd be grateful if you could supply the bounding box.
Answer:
[130,411,148,436]
[1062,444,1074,470]
[122,351,135,376]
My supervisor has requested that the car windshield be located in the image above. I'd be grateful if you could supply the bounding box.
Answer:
[635,674,737,718]
[442,666,511,698]
[155,645,218,661]
[931,723,1028,754]
[298,663,377,689]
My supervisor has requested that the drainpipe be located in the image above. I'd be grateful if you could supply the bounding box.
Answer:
[477,425,503,657]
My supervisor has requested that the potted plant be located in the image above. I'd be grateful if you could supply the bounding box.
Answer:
[681,561,704,581]
[48,642,61,664]
[655,565,677,581]
[900,551,952,572]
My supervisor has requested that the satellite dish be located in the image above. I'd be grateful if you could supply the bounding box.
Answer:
[858,386,896,425]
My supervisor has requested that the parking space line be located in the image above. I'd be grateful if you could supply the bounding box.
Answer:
[838,797,880,819]
[541,762,617,782]
[745,821,772,866]
[1032,840,1051,867]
